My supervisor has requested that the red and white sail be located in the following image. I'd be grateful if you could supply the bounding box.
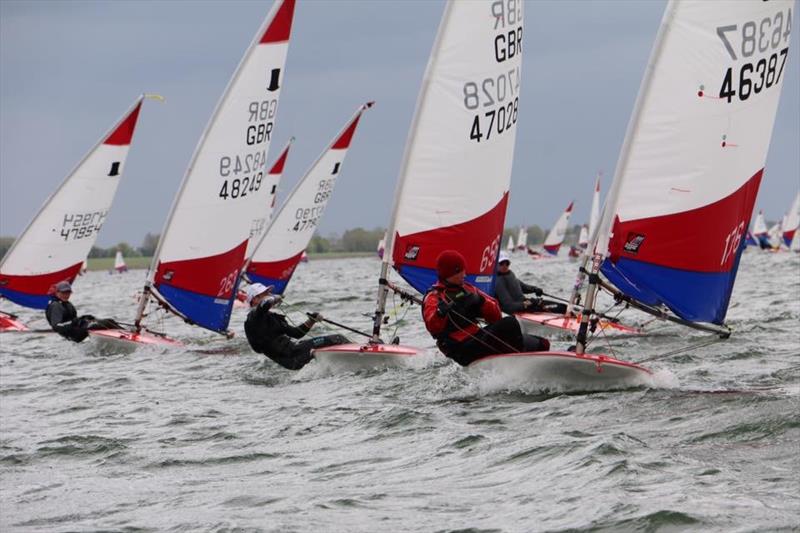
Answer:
[591,0,794,325]
[139,0,295,334]
[0,95,147,309]
[386,0,524,294]
[247,137,294,256]
[245,102,373,294]
[782,191,800,247]
[543,201,573,256]
[114,250,128,273]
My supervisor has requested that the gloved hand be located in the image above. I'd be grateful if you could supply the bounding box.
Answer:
[532,287,544,296]
[462,292,485,312]
[308,311,323,322]
[436,300,453,316]
[79,314,95,321]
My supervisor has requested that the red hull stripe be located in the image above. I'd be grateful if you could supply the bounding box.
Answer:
[268,144,291,174]
[393,192,509,278]
[332,113,364,150]
[609,169,763,273]
[260,0,295,44]
[155,240,247,298]
[104,101,142,146]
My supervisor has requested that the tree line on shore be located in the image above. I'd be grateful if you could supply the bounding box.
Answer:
[0,224,586,261]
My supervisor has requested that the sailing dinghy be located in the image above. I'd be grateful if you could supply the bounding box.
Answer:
[90,0,296,348]
[244,102,373,295]
[471,0,794,391]
[541,201,573,256]
[0,95,151,332]
[313,0,524,371]
[516,174,642,338]
[781,191,799,247]
[113,250,128,273]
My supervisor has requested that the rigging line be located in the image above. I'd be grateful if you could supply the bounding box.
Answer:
[636,335,723,364]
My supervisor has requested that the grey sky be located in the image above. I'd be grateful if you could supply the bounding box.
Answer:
[1,0,798,248]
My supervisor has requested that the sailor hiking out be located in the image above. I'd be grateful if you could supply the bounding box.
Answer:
[422,250,550,366]
[243,283,350,370]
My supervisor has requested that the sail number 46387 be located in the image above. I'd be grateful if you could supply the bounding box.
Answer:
[716,8,792,103]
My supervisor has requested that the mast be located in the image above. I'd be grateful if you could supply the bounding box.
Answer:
[371,1,454,342]
[575,0,678,354]
[134,1,292,331]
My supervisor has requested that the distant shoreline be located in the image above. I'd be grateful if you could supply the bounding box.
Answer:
[84,251,376,271]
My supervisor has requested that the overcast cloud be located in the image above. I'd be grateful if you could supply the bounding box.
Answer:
[1,0,798,247]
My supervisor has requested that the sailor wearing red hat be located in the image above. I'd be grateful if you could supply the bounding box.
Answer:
[422,250,550,366]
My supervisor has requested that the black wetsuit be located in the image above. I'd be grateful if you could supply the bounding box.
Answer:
[244,304,349,370]
[46,298,89,342]
[495,270,567,315]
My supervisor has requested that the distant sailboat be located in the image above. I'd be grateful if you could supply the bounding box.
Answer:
[248,137,294,253]
[472,0,793,390]
[505,234,516,253]
[0,95,152,331]
[314,0,524,370]
[752,210,770,248]
[781,191,799,247]
[516,226,527,251]
[91,0,296,347]
[113,250,128,273]
[542,201,573,256]
[245,102,373,294]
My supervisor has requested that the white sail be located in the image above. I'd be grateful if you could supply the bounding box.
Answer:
[138,0,296,334]
[383,0,524,295]
[578,225,589,248]
[247,137,294,256]
[114,250,127,272]
[588,174,601,242]
[0,95,148,309]
[752,210,768,236]
[782,191,800,247]
[583,0,794,330]
[516,226,527,250]
[246,102,373,294]
[543,202,574,255]
[506,234,515,252]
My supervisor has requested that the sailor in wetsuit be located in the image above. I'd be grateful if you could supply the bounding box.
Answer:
[422,250,550,366]
[494,251,567,315]
[45,280,121,342]
[243,283,350,370]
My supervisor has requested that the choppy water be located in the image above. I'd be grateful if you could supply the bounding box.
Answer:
[1,251,798,532]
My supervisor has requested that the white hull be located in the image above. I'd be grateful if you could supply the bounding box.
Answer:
[313,343,421,372]
[468,351,653,393]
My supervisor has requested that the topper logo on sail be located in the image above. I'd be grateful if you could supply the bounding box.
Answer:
[404,245,420,261]
[624,233,645,254]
